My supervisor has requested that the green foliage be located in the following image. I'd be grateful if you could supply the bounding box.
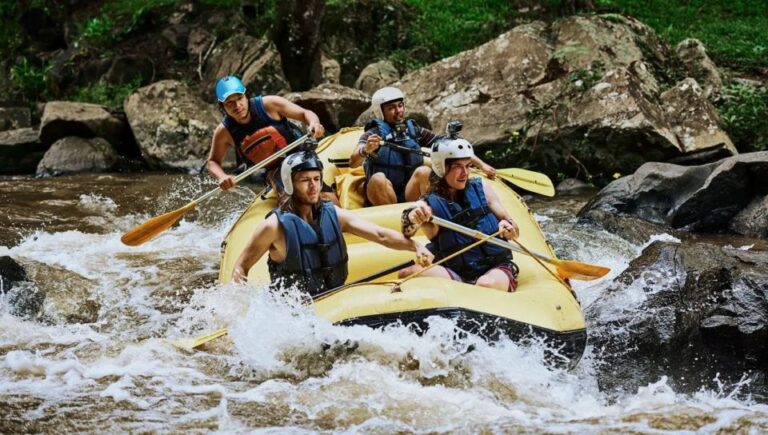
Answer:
[10,57,51,100]
[718,82,768,152]
[71,78,143,108]
[403,0,515,62]
[597,0,768,71]
[83,15,117,46]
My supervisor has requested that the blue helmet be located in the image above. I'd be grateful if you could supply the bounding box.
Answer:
[215,76,246,102]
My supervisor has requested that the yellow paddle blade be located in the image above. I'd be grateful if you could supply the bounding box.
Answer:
[120,202,197,246]
[497,168,555,197]
[171,327,229,351]
[553,258,611,281]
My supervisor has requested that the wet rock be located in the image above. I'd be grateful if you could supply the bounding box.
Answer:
[0,107,32,132]
[204,34,290,100]
[11,260,100,324]
[39,101,130,151]
[354,60,400,95]
[588,241,768,395]
[124,80,219,170]
[555,178,592,196]
[285,84,370,132]
[675,39,723,98]
[729,195,768,238]
[0,128,47,175]
[36,136,119,176]
[579,152,768,235]
[0,256,28,293]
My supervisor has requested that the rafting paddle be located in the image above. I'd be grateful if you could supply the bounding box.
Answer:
[378,141,555,197]
[171,258,417,350]
[121,134,309,246]
[430,216,609,281]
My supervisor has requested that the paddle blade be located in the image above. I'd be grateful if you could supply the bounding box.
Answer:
[497,168,555,197]
[120,202,197,246]
[171,327,229,351]
[553,259,610,281]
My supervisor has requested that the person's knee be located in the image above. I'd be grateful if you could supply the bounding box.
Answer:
[476,274,506,291]
[369,172,390,188]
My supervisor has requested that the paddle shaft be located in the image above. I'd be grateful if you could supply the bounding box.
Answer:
[431,216,555,265]
[193,134,309,205]
[313,259,415,301]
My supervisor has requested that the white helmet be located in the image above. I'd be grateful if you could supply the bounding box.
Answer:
[371,86,404,119]
[280,151,324,194]
[431,137,474,177]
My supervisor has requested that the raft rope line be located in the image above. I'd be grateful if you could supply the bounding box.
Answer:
[390,229,504,292]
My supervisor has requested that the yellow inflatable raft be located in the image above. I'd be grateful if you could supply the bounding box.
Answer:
[219,128,587,365]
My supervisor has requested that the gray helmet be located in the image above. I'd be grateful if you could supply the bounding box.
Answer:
[431,137,474,177]
[371,86,404,119]
[280,151,324,194]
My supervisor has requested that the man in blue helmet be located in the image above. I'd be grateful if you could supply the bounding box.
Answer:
[349,86,496,206]
[207,75,334,200]
[231,151,433,295]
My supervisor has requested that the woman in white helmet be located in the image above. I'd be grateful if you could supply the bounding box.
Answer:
[350,86,497,205]
[232,151,433,294]
[399,137,520,292]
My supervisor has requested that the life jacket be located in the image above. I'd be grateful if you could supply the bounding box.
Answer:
[426,177,513,281]
[268,201,349,295]
[221,96,300,169]
[363,118,424,201]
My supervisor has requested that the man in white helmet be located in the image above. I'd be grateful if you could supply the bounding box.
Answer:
[398,137,520,292]
[350,86,496,205]
[232,151,433,295]
[207,75,338,204]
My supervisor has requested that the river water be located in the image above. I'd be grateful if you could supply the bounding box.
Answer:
[1,174,767,433]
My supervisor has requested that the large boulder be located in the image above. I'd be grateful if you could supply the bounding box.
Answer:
[394,15,735,178]
[579,152,768,235]
[588,241,768,395]
[660,78,736,154]
[203,34,290,101]
[4,259,100,324]
[36,136,119,176]
[38,101,130,151]
[124,80,219,170]
[354,60,400,95]
[729,195,768,238]
[285,84,371,132]
[0,128,46,175]
[675,38,723,98]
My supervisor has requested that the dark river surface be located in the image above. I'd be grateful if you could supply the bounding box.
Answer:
[1,173,767,433]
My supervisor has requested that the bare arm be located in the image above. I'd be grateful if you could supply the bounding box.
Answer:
[350,130,380,168]
[405,200,439,239]
[207,125,237,190]
[231,214,282,282]
[261,95,325,138]
[336,206,433,265]
[482,179,519,239]
[471,155,496,178]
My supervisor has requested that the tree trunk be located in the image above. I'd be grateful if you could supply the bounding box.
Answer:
[273,0,326,91]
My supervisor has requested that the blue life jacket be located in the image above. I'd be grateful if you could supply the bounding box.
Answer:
[268,201,348,295]
[426,178,513,280]
[221,96,300,167]
[363,118,424,201]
